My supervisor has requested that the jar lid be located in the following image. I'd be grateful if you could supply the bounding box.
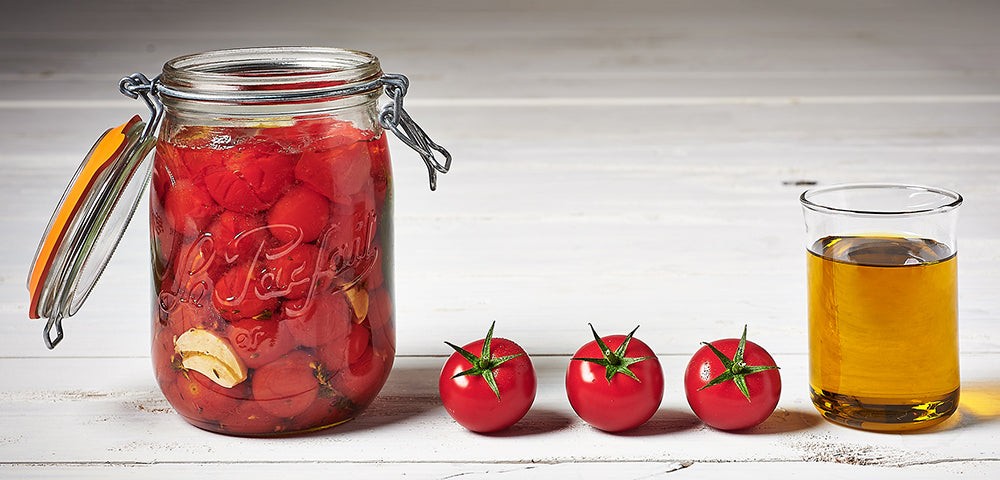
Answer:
[27,115,156,348]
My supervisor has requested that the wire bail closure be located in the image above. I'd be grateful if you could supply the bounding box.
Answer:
[121,71,451,191]
[34,76,161,348]
[118,73,163,141]
[378,74,452,191]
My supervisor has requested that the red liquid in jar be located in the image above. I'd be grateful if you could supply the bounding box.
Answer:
[149,117,394,435]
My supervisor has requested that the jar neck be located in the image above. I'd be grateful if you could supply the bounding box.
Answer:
[157,47,384,116]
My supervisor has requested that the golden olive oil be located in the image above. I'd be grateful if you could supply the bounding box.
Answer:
[807,235,959,431]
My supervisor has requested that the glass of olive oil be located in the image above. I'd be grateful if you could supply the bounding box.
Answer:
[800,183,962,432]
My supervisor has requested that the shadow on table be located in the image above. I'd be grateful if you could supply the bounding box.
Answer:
[608,408,702,437]
[731,407,824,435]
[478,408,576,438]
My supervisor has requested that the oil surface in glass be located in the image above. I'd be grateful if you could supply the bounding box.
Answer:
[807,235,959,431]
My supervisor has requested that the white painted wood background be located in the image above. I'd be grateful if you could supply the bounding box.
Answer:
[2,0,998,478]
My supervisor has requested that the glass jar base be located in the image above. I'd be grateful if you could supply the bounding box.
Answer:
[810,386,959,432]
[182,415,356,437]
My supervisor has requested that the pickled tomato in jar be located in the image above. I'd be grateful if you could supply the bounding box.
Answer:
[150,117,395,435]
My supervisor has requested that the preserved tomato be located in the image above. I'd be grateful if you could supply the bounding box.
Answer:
[29,47,448,436]
[151,119,395,435]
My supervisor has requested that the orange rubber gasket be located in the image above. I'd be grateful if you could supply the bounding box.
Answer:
[28,116,140,319]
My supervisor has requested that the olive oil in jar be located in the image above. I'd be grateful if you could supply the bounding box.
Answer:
[807,235,959,431]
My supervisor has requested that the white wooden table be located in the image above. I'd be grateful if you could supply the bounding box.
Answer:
[2,0,998,478]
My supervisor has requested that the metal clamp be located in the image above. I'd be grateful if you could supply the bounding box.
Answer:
[378,74,452,191]
[43,316,63,350]
[119,73,164,140]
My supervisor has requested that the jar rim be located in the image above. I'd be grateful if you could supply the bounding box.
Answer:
[799,183,963,217]
[158,46,383,104]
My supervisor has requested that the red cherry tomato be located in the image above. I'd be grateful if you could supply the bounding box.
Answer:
[565,325,663,432]
[313,320,358,374]
[261,242,319,300]
[164,302,227,338]
[226,317,297,369]
[202,138,296,214]
[294,138,373,201]
[368,136,391,208]
[206,211,267,264]
[212,262,281,322]
[365,286,394,351]
[172,370,244,422]
[152,140,190,189]
[346,322,372,364]
[271,116,369,153]
[334,346,393,406]
[266,185,330,244]
[152,325,178,385]
[252,350,320,418]
[439,323,536,433]
[281,293,352,347]
[158,240,223,327]
[164,179,219,237]
[219,397,284,435]
[684,326,781,431]
[287,396,342,433]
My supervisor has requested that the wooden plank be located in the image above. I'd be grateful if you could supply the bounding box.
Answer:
[1,356,998,467]
[2,1,1000,100]
[2,460,999,480]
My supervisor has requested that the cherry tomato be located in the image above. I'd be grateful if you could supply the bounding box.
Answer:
[158,241,223,329]
[252,350,320,418]
[172,369,244,422]
[206,211,267,264]
[219,394,284,435]
[361,254,385,290]
[684,326,781,431]
[368,136,391,208]
[152,325,178,385]
[152,140,190,191]
[334,346,393,406]
[164,179,219,237]
[328,189,375,238]
[366,286,394,352]
[287,396,342,433]
[294,138,373,201]
[281,293,352,347]
[272,116,369,153]
[164,302,227,337]
[316,321,372,375]
[202,138,296,214]
[439,323,536,433]
[313,320,357,374]
[565,325,663,432]
[212,262,281,322]
[261,242,319,300]
[266,185,330,244]
[346,322,372,364]
[226,316,297,369]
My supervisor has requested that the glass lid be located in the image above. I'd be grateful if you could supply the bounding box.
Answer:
[27,115,155,348]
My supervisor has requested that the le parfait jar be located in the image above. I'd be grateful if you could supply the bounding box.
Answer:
[28,47,451,436]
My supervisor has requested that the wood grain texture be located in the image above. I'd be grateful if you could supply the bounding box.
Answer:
[1,0,998,477]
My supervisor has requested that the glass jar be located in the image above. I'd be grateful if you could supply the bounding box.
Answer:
[147,47,395,435]
[801,183,961,431]
[28,46,449,436]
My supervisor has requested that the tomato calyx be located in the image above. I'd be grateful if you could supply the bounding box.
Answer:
[572,324,656,383]
[698,325,780,402]
[444,321,524,402]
